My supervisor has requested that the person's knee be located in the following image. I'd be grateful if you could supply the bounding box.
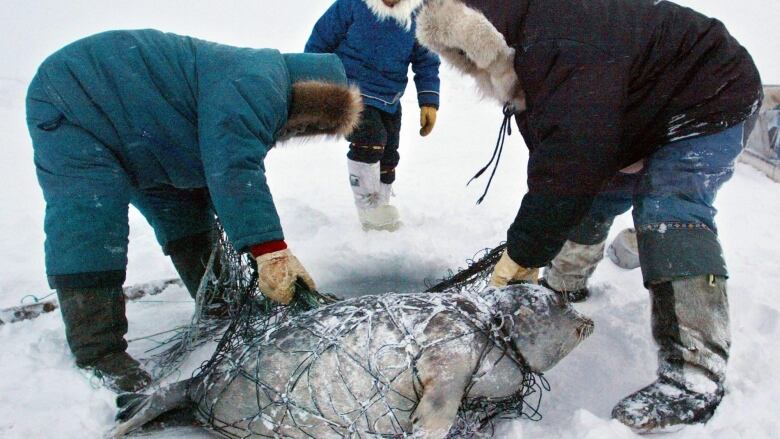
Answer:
[348,143,385,163]
[636,224,727,285]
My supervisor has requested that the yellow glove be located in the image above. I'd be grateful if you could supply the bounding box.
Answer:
[489,249,540,287]
[419,106,437,137]
[255,249,316,305]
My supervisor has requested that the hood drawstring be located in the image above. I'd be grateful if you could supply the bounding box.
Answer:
[468,103,515,204]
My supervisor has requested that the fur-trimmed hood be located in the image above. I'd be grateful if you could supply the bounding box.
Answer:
[278,81,363,141]
[415,0,525,110]
[363,0,425,29]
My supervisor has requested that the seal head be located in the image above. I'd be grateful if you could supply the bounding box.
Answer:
[487,284,594,372]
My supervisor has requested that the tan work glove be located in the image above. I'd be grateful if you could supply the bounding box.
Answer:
[419,106,437,137]
[489,249,540,287]
[255,249,316,305]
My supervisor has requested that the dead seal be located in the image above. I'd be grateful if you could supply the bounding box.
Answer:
[109,284,593,438]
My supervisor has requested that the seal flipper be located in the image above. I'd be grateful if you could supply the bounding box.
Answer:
[411,343,473,439]
[411,377,468,439]
[116,393,149,422]
[108,379,194,438]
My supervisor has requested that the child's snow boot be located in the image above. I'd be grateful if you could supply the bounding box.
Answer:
[541,240,606,302]
[612,275,730,432]
[348,159,401,231]
[58,286,152,392]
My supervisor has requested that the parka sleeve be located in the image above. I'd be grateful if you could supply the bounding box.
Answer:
[196,48,290,252]
[411,41,441,108]
[305,0,354,54]
[507,42,626,268]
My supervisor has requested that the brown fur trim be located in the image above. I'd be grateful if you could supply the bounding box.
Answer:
[278,81,363,141]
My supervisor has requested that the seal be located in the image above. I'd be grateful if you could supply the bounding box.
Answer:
[109,284,593,438]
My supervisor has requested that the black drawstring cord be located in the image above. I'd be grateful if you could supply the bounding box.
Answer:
[468,103,515,204]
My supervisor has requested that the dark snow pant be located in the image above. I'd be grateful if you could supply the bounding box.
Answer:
[564,123,745,285]
[347,105,403,184]
[27,99,216,289]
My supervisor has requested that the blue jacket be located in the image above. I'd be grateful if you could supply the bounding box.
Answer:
[26,30,348,279]
[305,0,440,113]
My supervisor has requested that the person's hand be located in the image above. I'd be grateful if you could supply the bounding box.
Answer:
[255,249,316,304]
[489,249,539,287]
[419,106,437,137]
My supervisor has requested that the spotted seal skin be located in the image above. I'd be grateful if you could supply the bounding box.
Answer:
[109,284,593,438]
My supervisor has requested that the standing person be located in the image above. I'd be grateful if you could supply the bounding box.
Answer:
[305,0,441,231]
[26,29,361,392]
[412,0,762,432]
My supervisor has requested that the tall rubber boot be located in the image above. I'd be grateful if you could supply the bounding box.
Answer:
[58,286,152,392]
[612,275,730,432]
[541,240,606,302]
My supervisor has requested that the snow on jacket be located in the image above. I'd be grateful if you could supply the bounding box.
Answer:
[305,0,441,113]
[28,29,350,256]
[416,0,763,268]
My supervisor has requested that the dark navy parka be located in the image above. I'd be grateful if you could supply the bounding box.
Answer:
[305,0,441,113]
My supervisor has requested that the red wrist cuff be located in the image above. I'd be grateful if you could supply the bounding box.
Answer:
[250,240,288,257]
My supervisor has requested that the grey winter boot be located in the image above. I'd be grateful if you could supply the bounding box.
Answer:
[612,275,730,432]
[542,240,606,302]
[58,286,152,392]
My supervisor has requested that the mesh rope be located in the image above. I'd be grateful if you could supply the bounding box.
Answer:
[139,235,547,438]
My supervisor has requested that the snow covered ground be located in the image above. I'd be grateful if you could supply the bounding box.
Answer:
[1,1,779,438]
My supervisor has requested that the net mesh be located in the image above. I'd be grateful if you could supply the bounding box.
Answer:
[141,233,547,438]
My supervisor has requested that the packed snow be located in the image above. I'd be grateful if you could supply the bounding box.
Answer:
[1,1,779,438]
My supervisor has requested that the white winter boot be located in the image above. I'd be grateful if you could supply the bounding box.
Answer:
[347,159,401,231]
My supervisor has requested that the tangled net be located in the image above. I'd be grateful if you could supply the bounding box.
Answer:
[142,234,547,438]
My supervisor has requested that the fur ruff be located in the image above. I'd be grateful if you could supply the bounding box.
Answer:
[416,0,526,110]
[278,81,363,142]
[363,0,425,30]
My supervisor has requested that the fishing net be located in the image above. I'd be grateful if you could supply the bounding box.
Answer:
[141,233,547,438]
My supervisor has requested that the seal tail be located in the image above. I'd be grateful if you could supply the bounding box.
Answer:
[107,378,195,438]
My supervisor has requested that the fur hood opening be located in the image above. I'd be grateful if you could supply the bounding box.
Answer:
[277,81,363,142]
[416,0,526,110]
[363,0,425,29]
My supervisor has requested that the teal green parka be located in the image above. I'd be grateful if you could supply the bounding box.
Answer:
[26,29,348,288]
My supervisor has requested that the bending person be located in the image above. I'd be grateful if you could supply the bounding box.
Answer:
[413,0,761,432]
[26,29,361,392]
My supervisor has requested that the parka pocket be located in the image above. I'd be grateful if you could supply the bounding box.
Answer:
[37,114,65,131]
